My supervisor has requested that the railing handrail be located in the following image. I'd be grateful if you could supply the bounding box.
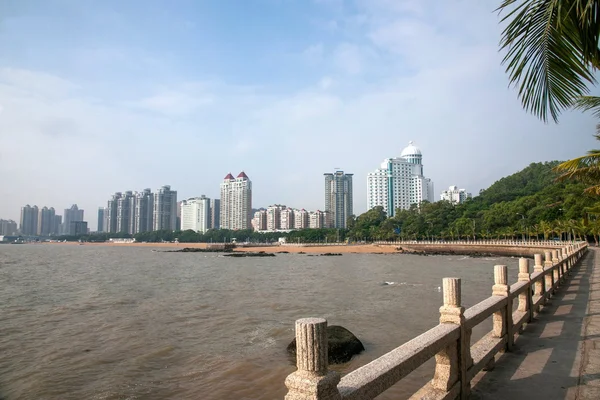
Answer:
[284,241,588,400]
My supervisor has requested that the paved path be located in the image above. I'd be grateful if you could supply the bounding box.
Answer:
[471,248,600,399]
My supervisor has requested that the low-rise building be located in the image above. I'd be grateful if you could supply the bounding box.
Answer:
[440,186,471,204]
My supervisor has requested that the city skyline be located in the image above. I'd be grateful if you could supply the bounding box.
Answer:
[1,1,598,229]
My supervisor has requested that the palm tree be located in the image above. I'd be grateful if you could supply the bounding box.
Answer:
[539,220,553,240]
[554,133,600,194]
[498,0,600,123]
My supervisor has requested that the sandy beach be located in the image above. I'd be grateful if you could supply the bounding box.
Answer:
[42,241,401,254]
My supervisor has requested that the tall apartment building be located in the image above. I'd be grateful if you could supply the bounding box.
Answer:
[153,185,178,231]
[37,206,57,236]
[440,186,471,204]
[62,204,84,234]
[280,208,295,230]
[266,205,283,231]
[220,172,252,230]
[324,171,353,229]
[106,192,121,233]
[20,205,39,235]
[210,199,220,229]
[134,189,154,233]
[53,215,62,235]
[181,196,212,233]
[0,219,18,235]
[367,141,435,216]
[97,207,105,232]
[309,210,330,229]
[116,191,135,234]
[251,210,267,231]
[294,209,309,229]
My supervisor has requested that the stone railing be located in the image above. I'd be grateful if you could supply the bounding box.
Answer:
[373,239,568,247]
[284,242,588,400]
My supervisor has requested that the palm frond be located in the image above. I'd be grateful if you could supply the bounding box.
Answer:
[498,0,599,122]
[574,95,600,117]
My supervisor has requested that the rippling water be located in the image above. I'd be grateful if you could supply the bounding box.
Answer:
[0,245,522,399]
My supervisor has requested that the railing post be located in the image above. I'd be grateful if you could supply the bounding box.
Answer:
[552,249,560,287]
[433,277,469,399]
[533,254,545,310]
[284,318,341,400]
[492,265,512,351]
[518,258,532,323]
[544,251,554,295]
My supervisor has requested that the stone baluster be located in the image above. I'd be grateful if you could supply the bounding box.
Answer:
[552,249,560,287]
[433,277,469,399]
[285,318,341,400]
[544,251,554,295]
[492,265,512,351]
[518,258,532,323]
[533,254,545,310]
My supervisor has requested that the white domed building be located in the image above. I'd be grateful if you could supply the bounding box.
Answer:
[367,141,435,216]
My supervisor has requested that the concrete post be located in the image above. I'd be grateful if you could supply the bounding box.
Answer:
[284,318,341,400]
[518,258,532,323]
[492,265,512,351]
[433,277,469,398]
[545,251,554,295]
[533,254,545,310]
[552,249,560,287]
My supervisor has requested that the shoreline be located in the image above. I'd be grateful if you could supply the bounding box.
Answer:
[39,242,402,254]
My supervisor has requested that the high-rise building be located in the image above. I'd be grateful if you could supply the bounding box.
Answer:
[294,209,309,229]
[440,186,471,204]
[97,207,105,232]
[324,171,353,229]
[116,191,135,234]
[181,196,211,233]
[134,189,153,233]
[0,219,18,235]
[367,141,435,217]
[309,210,331,229]
[153,185,177,231]
[62,204,84,234]
[266,205,283,231]
[220,172,252,230]
[106,192,121,233]
[20,205,39,235]
[37,206,56,236]
[210,199,220,229]
[251,209,267,231]
[280,208,295,230]
[53,215,62,235]
[68,221,88,236]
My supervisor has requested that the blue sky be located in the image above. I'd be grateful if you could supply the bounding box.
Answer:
[0,0,598,230]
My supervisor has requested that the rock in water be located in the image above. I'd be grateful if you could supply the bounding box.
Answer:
[287,325,364,364]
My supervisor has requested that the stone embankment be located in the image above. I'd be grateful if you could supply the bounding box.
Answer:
[284,242,588,400]
[375,240,568,257]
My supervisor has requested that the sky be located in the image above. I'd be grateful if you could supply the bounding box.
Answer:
[1,0,598,231]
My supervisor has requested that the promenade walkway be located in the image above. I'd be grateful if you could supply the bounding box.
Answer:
[471,248,600,399]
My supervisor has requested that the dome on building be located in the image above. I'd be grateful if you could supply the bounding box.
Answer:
[400,141,422,157]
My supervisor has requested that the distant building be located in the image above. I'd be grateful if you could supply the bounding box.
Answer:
[324,171,353,229]
[62,204,84,235]
[220,172,252,230]
[440,186,471,204]
[153,185,178,231]
[210,199,220,229]
[134,189,153,233]
[53,215,62,235]
[0,219,18,235]
[106,192,121,233]
[68,221,88,236]
[20,205,39,235]
[280,208,295,230]
[294,209,309,229]
[37,206,57,236]
[309,210,331,229]
[117,191,135,234]
[367,141,434,216]
[97,207,105,232]
[252,209,267,232]
[181,196,212,233]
